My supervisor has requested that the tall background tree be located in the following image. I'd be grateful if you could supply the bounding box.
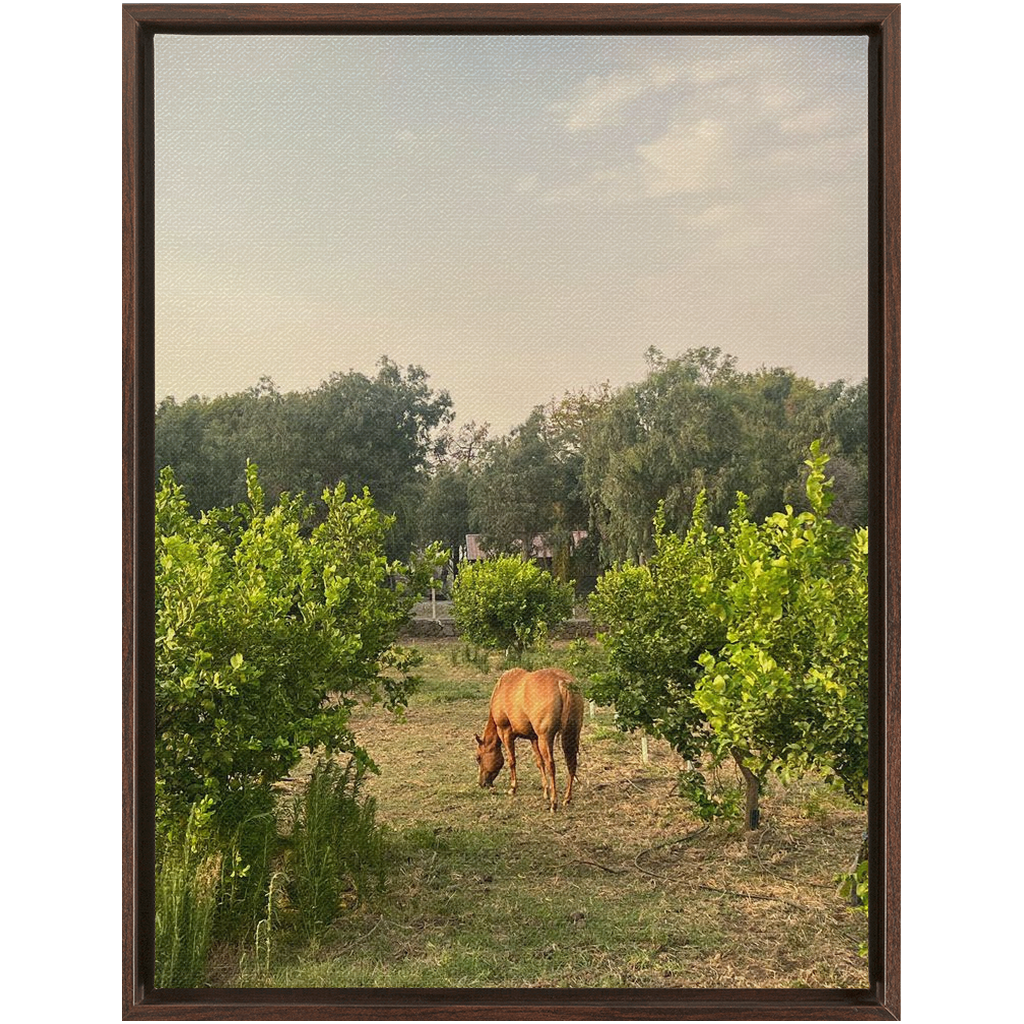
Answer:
[414,421,489,583]
[470,408,573,559]
[582,348,868,563]
[157,348,866,574]
[156,357,453,558]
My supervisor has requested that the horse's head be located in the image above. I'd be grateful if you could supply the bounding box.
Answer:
[475,733,504,788]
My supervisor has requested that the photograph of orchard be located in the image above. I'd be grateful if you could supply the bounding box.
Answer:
[153,34,870,988]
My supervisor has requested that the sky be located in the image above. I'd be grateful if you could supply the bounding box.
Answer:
[155,34,868,434]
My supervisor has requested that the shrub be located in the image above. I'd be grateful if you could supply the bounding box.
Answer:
[155,464,427,833]
[451,556,574,656]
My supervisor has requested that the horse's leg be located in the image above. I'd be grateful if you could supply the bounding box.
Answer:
[531,738,550,802]
[562,729,579,806]
[501,732,518,796]
[538,734,557,812]
[561,697,583,807]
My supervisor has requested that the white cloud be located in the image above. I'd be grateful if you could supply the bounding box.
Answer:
[637,119,729,196]
[757,83,806,112]
[553,63,682,132]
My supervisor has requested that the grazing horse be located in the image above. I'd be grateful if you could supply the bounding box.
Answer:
[475,668,584,811]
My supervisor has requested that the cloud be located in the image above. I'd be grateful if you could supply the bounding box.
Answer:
[552,63,682,132]
[636,119,729,196]
[537,164,646,205]
[546,38,865,213]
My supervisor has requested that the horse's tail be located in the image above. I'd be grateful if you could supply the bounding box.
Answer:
[558,674,584,773]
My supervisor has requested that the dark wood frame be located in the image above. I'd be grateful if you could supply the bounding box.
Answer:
[123,4,900,1019]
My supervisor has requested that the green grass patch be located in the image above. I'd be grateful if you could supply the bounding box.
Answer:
[245,819,736,989]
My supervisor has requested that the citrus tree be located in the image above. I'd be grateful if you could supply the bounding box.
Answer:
[590,443,868,829]
[587,491,728,767]
[155,463,430,834]
[451,555,574,656]
[694,443,869,825]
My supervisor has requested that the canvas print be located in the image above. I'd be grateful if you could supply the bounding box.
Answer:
[153,33,870,989]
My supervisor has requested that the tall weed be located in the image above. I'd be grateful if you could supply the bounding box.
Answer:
[285,757,387,937]
[214,798,277,939]
[237,870,284,984]
[155,810,220,988]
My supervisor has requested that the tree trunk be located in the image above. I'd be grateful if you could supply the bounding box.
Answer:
[848,830,869,907]
[732,748,760,831]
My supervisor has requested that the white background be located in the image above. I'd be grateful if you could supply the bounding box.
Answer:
[4,1,1017,1019]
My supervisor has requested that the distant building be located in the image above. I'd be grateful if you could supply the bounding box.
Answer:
[464,531,588,567]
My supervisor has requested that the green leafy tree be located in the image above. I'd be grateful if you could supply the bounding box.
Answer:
[694,443,869,823]
[470,408,586,567]
[590,444,868,829]
[418,463,473,583]
[154,376,287,512]
[451,555,574,656]
[581,348,869,563]
[588,492,727,765]
[276,359,452,555]
[416,421,489,581]
[155,463,427,834]
[582,348,743,562]
[794,378,869,528]
[155,358,453,558]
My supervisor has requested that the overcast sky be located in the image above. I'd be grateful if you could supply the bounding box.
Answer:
[155,34,868,434]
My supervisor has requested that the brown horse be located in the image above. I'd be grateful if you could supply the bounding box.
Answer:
[475,668,584,811]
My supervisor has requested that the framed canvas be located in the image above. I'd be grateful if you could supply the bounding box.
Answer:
[123,3,899,1019]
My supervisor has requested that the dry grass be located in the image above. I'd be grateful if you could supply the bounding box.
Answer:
[224,639,868,989]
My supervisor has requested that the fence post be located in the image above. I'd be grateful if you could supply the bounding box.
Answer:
[641,734,650,764]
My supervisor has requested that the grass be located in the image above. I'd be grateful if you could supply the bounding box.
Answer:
[283,757,387,937]
[155,822,220,988]
[211,637,869,989]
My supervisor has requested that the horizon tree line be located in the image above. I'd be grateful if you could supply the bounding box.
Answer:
[155,347,868,585]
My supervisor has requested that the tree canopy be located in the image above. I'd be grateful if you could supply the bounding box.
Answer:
[582,348,868,564]
[156,358,453,557]
[589,443,869,827]
[156,349,867,580]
